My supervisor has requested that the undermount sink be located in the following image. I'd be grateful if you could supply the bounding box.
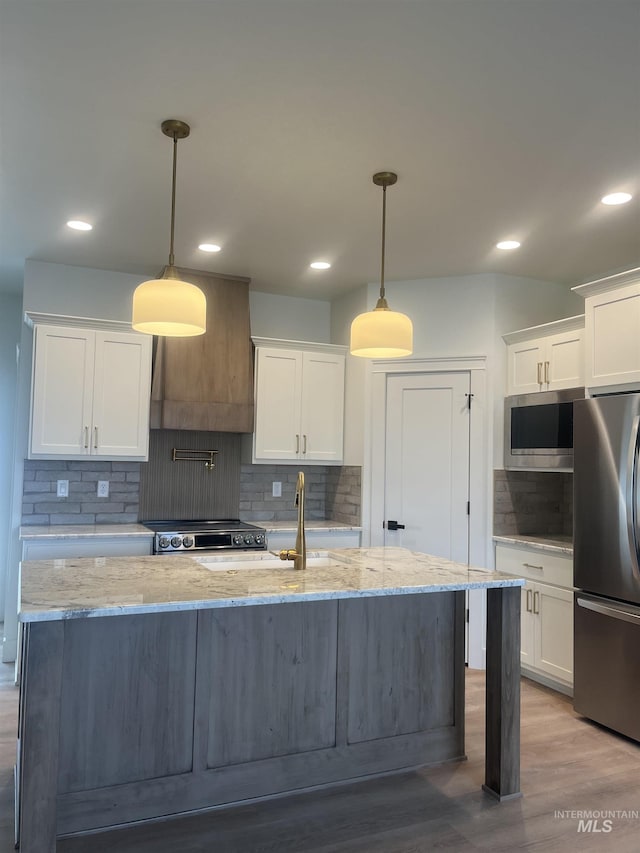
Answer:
[194,551,351,572]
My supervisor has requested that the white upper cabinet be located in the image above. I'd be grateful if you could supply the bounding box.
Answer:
[29,319,152,460]
[572,268,640,393]
[252,338,346,464]
[503,316,584,396]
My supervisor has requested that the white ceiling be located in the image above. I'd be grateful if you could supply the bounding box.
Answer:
[1,0,639,300]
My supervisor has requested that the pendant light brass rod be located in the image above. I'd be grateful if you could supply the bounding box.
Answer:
[168,132,178,267]
[380,183,387,301]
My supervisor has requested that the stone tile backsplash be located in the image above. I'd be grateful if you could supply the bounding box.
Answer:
[493,469,573,537]
[239,464,361,524]
[326,466,362,525]
[22,460,141,525]
[22,456,362,527]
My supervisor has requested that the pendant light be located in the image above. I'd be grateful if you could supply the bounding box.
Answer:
[350,172,413,358]
[132,119,206,336]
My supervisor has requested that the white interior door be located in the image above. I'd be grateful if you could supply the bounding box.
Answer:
[384,372,470,564]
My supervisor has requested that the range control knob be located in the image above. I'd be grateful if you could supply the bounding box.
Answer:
[255,534,265,545]
[158,536,171,550]
[182,535,194,549]
[233,534,244,546]
[171,536,182,549]
[244,534,254,546]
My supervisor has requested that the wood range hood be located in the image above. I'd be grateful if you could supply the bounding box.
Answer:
[150,268,254,433]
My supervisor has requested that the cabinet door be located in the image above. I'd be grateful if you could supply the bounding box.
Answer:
[30,325,94,456]
[533,581,573,685]
[300,352,345,462]
[92,332,152,458]
[253,348,303,460]
[506,339,545,395]
[520,584,536,668]
[546,328,584,390]
[584,282,640,391]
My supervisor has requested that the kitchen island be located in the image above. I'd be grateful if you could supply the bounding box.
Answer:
[18,547,523,852]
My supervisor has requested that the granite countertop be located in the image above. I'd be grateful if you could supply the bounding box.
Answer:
[260,520,362,532]
[20,523,155,540]
[19,546,523,623]
[493,534,573,556]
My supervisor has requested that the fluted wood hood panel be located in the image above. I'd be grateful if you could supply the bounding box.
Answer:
[150,268,254,433]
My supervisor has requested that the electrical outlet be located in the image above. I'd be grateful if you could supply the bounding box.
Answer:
[272,481,282,497]
[56,479,69,498]
[97,480,109,498]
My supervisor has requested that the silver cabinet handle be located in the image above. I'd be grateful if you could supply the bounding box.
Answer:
[537,362,542,385]
[94,426,98,449]
[523,562,543,571]
[84,426,89,449]
[295,434,300,454]
[533,590,540,614]
[544,361,550,384]
[303,434,307,454]
[526,588,532,612]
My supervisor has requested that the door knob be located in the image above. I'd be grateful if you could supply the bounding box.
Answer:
[386,520,405,530]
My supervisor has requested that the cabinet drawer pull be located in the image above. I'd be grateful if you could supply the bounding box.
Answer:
[303,434,307,454]
[295,434,300,454]
[544,360,550,384]
[537,362,542,385]
[526,588,532,612]
[533,590,540,614]
[522,562,543,571]
[84,426,89,449]
[94,426,98,449]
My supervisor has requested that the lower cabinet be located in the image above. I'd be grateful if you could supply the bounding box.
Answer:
[520,580,573,685]
[19,592,465,842]
[22,535,153,561]
[496,542,573,693]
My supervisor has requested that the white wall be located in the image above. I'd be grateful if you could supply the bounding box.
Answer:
[0,294,22,619]
[330,285,368,465]
[249,290,331,342]
[331,272,581,465]
[330,273,581,566]
[22,260,143,320]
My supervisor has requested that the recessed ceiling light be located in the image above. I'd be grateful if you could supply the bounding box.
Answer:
[198,243,221,253]
[496,240,521,250]
[67,220,92,231]
[601,192,632,206]
[310,261,331,270]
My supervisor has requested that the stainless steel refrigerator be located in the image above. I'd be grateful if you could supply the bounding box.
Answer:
[574,394,640,742]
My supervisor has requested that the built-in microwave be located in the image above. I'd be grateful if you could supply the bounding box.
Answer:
[504,387,585,471]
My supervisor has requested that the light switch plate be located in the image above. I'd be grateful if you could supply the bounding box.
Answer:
[97,480,109,498]
[272,481,282,497]
[56,479,69,498]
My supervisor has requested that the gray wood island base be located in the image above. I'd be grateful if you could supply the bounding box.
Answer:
[17,547,523,852]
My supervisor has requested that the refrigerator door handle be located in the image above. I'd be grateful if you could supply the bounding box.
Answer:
[626,414,640,582]
[577,596,640,626]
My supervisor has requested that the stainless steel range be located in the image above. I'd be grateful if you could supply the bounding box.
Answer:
[145,520,267,554]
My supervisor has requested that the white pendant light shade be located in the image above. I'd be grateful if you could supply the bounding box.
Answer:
[350,171,413,358]
[350,304,413,358]
[132,119,206,337]
[132,271,206,337]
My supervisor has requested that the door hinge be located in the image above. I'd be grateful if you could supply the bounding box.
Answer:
[467,501,470,515]
[465,392,474,410]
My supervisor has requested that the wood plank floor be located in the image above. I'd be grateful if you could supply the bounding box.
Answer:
[1,662,638,852]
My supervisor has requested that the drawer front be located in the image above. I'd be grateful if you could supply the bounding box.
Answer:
[495,543,573,588]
